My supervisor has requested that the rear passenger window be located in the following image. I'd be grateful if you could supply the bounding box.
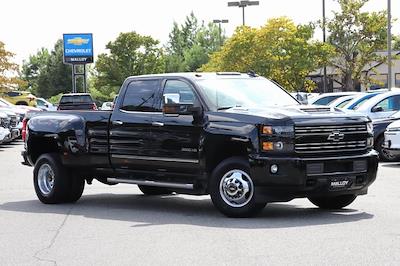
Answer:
[121,80,159,112]
[7,91,21,97]
[314,96,338,105]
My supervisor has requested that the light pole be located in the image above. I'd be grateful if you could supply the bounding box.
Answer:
[213,19,229,47]
[387,0,392,91]
[228,1,259,26]
[322,0,328,93]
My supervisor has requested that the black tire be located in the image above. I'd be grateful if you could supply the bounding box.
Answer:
[308,194,357,210]
[209,157,266,218]
[66,174,85,203]
[375,136,397,162]
[138,185,172,195]
[33,153,84,204]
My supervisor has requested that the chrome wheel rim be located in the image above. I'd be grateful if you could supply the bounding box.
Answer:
[37,163,55,195]
[219,169,254,208]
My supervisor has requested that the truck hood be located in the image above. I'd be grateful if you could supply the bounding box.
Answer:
[221,105,370,124]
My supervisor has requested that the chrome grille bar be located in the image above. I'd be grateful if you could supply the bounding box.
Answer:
[295,123,368,155]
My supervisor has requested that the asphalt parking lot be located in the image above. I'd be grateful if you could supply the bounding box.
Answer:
[1,141,399,265]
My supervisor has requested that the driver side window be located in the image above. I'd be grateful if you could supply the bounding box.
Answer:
[374,96,400,112]
[163,80,196,105]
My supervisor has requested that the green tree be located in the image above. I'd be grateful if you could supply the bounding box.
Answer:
[394,35,400,50]
[326,0,387,91]
[202,17,333,91]
[165,12,223,72]
[21,39,73,98]
[92,31,165,99]
[0,41,25,90]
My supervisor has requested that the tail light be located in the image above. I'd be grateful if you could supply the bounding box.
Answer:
[22,118,28,141]
[92,103,97,110]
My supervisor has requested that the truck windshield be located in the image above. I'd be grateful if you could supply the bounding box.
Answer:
[197,78,299,110]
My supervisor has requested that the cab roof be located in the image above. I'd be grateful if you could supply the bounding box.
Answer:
[126,72,260,81]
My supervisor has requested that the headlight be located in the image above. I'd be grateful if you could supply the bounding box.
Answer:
[0,117,6,127]
[367,122,373,134]
[387,127,400,132]
[261,125,294,137]
[260,125,294,152]
[367,137,374,148]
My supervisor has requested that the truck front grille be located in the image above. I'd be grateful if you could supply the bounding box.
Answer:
[295,123,368,155]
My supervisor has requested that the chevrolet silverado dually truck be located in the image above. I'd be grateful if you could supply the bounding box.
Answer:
[26,72,379,217]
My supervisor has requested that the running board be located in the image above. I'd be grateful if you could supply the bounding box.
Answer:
[106,178,194,190]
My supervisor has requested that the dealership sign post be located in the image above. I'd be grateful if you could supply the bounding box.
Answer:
[63,33,93,93]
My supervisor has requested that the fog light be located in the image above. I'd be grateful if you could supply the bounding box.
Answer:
[275,141,284,150]
[270,164,279,174]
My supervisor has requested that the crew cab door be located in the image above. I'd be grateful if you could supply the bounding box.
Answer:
[109,78,161,174]
[151,79,203,177]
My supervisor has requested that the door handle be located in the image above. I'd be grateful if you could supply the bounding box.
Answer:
[152,121,164,127]
[112,120,123,126]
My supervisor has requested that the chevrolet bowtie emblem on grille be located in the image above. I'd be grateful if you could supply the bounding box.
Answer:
[327,130,345,142]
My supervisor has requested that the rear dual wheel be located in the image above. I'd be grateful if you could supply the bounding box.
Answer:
[34,153,85,204]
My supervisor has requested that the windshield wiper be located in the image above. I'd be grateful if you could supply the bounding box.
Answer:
[218,105,244,111]
[217,106,234,111]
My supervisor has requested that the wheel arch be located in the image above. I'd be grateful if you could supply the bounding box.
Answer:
[27,137,61,164]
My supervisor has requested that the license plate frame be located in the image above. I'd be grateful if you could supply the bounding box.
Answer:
[329,177,353,190]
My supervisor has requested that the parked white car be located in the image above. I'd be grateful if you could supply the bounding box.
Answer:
[36,98,57,111]
[0,111,11,144]
[101,101,113,110]
[328,95,356,108]
[352,91,400,120]
[308,92,358,106]
[383,120,400,160]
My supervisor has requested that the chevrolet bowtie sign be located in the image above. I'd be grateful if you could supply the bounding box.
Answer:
[63,33,94,64]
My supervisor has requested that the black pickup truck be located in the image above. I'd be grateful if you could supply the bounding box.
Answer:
[57,93,97,110]
[26,73,378,217]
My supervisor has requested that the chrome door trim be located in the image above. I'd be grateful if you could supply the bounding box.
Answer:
[111,154,199,164]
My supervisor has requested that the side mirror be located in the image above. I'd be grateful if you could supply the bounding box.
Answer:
[163,103,200,116]
[372,106,384,113]
[44,103,49,108]
[163,93,202,118]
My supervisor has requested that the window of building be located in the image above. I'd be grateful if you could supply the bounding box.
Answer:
[369,74,388,89]
[396,73,400,88]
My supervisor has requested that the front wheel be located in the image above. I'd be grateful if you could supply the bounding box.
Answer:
[209,157,266,218]
[308,194,357,210]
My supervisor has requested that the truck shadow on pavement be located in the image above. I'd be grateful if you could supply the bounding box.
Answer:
[0,193,374,229]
